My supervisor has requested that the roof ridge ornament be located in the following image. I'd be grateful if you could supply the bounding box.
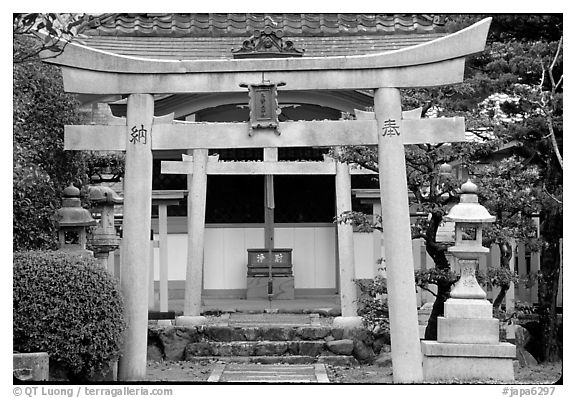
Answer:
[232,26,304,59]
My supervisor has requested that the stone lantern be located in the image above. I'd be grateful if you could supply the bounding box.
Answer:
[445,179,495,299]
[54,184,96,253]
[421,179,515,382]
[87,186,123,269]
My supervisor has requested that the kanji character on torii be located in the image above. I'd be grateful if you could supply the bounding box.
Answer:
[44,17,491,382]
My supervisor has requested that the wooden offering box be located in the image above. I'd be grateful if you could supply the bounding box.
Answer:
[247,248,293,277]
[246,248,294,299]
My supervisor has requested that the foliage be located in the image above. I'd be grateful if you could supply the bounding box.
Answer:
[13,44,89,250]
[354,277,389,334]
[13,251,125,379]
[13,13,100,64]
[13,20,125,251]
[475,156,541,249]
[414,268,459,297]
[336,16,562,354]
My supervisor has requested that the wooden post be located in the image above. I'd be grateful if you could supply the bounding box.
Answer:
[158,203,169,313]
[118,93,154,381]
[107,251,115,276]
[264,148,278,251]
[374,88,423,383]
[183,148,209,317]
[148,231,155,310]
[335,150,358,318]
[506,240,516,314]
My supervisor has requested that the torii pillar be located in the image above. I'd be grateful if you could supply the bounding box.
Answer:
[374,88,423,382]
[118,94,154,380]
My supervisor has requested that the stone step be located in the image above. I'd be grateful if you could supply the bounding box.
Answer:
[228,313,315,327]
[185,340,328,358]
[186,355,359,366]
[155,325,341,342]
[149,324,385,363]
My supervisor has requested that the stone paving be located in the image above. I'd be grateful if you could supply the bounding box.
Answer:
[208,363,329,383]
[229,313,317,327]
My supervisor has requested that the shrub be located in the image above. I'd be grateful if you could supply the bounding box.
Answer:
[355,276,390,335]
[13,251,125,379]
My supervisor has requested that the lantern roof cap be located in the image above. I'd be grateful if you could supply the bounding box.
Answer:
[461,179,478,194]
[55,185,97,227]
[444,179,495,223]
[55,207,97,227]
[439,162,452,175]
[88,185,123,204]
[62,184,80,197]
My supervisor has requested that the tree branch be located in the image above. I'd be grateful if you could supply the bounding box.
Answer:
[418,285,438,297]
[545,116,563,170]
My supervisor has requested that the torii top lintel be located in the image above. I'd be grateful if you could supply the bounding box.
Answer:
[42,18,491,94]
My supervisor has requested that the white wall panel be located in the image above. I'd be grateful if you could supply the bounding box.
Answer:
[314,227,337,288]
[152,233,188,281]
[291,228,316,288]
[222,228,250,289]
[203,228,224,289]
[155,226,341,290]
[353,233,376,279]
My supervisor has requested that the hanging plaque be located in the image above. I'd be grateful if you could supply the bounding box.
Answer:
[243,81,284,136]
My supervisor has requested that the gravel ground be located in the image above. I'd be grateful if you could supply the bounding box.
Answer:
[145,360,562,384]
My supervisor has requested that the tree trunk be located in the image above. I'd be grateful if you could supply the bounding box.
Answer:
[492,240,512,310]
[424,210,451,340]
[537,207,562,362]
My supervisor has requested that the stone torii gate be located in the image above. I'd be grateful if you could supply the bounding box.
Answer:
[44,18,491,382]
[160,107,424,326]
[162,146,378,325]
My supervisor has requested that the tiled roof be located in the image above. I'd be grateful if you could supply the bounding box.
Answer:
[76,13,448,60]
[84,13,447,37]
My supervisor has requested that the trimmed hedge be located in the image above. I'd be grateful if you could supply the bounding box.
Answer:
[13,251,125,379]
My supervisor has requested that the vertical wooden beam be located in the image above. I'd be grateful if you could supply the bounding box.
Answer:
[107,251,115,276]
[531,217,540,304]
[158,204,169,313]
[148,231,155,310]
[184,148,209,316]
[506,240,516,314]
[374,88,423,383]
[118,93,154,381]
[372,202,385,278]
[335,152,358,317]
[264,148,278,250]
[412,239,423,307]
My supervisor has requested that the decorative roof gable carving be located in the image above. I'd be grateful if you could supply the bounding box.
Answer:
[232,27,304,58]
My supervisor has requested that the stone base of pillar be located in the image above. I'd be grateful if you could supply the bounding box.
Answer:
[421,341,515,381]
[332,316,363,329]
[157,319,173,327]
[422,296,515,382]
[175,316,208,327]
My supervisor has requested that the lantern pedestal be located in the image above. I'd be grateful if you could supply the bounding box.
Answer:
[421,340,516,381]
[422,275,516,381]
[422,295,515,381]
